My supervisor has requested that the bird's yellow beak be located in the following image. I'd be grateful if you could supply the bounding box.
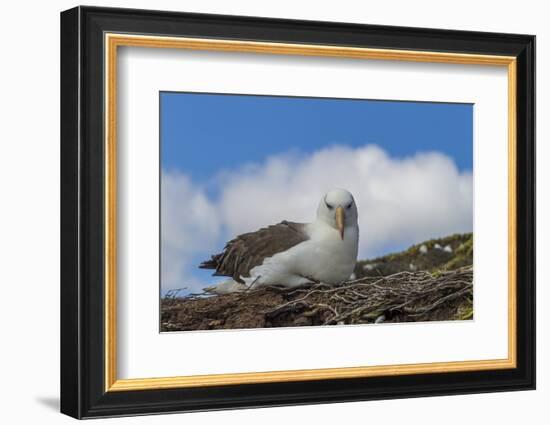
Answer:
[335,206,345,240]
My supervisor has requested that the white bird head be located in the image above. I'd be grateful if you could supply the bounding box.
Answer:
[316,188,358,240]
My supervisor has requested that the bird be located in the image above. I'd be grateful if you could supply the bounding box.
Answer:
[199,188,359,294]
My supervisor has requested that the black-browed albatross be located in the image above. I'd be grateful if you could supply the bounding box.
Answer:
[200,188,359,293]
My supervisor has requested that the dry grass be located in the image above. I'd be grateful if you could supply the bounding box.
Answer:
[161,266,473,331]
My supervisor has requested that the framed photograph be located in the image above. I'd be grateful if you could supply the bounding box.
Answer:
[60,6,535,419]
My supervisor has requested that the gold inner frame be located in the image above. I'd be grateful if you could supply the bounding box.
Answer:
[104,33,518,392]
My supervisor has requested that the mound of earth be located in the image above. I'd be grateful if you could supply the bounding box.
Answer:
[161,233,473,332]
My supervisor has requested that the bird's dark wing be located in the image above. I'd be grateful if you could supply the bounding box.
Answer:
[199,221,309,284]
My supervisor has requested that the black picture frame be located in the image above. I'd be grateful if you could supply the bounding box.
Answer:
[61,5,535,419]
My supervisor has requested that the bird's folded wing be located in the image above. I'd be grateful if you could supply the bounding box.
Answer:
[199,221,309,283]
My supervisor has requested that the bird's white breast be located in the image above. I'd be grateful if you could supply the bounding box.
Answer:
[299,222,359,283]
[244,221,359,288]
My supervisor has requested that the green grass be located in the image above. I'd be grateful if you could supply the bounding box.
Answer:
[355,233,473,278]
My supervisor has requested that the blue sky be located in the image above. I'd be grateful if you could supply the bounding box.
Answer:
[160,92,473,294]
[161,92,473,179]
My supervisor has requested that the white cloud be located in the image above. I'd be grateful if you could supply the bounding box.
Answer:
[219,145,473,257]
[161,145,473,292]
[161,171,221,292]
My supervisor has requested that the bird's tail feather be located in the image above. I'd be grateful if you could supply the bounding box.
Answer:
[199,253,223,270]
[203,279,247,294]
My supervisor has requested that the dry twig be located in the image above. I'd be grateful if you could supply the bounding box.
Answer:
[161,266,473,331]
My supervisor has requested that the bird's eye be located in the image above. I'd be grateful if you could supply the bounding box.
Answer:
[325,201,333,210]
[346,203,352,209]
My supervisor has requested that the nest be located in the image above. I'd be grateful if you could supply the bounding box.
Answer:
[161,266,473,331]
